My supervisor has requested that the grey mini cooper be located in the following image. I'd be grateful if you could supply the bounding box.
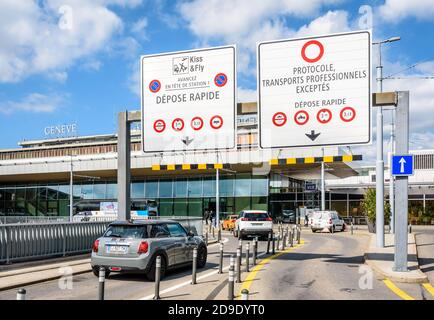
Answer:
[91,219,207,280]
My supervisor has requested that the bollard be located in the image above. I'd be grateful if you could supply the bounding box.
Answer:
[266,232,271,254]
[241,289,249,300]
[252,240,257,266]
[218,242,224,274]
[297,225,301,244]
[205,232,208,246]
[351,222,354,235]
[16,288,26,300]
[228,256,235,300]
[98,266,105,300]
[191,247,197,284]
[153,256,161,300]
[272,232,276,255]
[254,237,258,256]
[212,227,215,239]
[285,227,289,246]
[245,243,250,272]
[238,239,243,264]
[236,247,242,283]
[276,233,280,251]
[289,229,293,247]
[218,228,221,242]
[408,224,412,234]
[282,232,286,250]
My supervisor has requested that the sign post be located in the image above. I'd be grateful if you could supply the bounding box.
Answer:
[393,91,410,272]
[258,30,371,149]
[141,46,236,153]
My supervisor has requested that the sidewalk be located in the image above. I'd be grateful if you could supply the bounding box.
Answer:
[365,233,428,283]
[0,258,92,291]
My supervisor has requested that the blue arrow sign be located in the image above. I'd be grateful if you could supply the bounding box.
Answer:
[391,154,414,176]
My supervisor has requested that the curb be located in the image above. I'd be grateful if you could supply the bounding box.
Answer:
[364,234,428,284]
[0,265,92,292]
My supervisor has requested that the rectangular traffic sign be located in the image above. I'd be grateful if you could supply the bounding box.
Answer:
[141,46,236,153]
[392,154,414,176]
[258,30,371,149]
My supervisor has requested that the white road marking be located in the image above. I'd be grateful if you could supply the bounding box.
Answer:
[139,240,266,300]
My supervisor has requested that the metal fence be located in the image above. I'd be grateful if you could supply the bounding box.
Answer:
[0,216,204,264]
[0,221,109,264]
[342,216,368,225]
[0,216,69,224]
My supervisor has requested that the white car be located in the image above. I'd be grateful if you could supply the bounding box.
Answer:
[310,210,345,233]
[233,210,273,240]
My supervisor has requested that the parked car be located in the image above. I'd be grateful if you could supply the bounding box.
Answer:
[310,210,345,233]
[233,210,273,240]
[222,214,239,231]
[91,219,207,281]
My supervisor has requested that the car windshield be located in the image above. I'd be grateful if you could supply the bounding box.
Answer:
[104,225,148,239]
[244,212,269,219]
[313,212,330,219]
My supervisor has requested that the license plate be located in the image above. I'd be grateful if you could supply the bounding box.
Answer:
[107,245,128,254]
[251,223,263,226]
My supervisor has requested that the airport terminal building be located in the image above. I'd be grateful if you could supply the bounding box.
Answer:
[0,103,433,223]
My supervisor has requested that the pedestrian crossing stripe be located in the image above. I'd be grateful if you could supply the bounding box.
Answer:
[269,154,362,165]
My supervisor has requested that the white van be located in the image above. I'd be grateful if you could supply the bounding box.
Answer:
[310,211,345,233]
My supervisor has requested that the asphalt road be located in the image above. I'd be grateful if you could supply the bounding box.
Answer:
[0,226,432,300]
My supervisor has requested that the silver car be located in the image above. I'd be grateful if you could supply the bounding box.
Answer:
[91,219,207,280]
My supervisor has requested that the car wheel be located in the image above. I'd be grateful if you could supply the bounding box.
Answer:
[197,245,207,268]
[92,266,111,278]
[146,255,166,281]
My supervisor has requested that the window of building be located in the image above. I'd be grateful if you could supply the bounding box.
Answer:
[235,174,251,196]
[145,180,158,198]
[188,178,202,197]
[159,180,173,198]
[251,176,268,196]
[131,181,145,199]
[174,179,187,198]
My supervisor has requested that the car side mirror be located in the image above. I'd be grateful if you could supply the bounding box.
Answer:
[187,230,195,238]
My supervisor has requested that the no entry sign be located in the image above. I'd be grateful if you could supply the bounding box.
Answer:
[258,30,371,148]
[141,45,236,153]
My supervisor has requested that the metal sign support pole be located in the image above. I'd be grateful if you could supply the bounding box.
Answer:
[69,155,73,222]
[394,91,410,272]
[117,111,141,221]
[216,168,220,229]
[321,148,325,211]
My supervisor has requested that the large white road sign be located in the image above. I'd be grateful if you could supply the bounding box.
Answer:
[258,30,371,149]
[141,46,236,153]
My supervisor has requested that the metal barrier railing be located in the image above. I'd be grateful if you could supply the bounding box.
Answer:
[342,216,367,225]
[0,221,109,264]
[0,216,203,264]
[0,216,69,224]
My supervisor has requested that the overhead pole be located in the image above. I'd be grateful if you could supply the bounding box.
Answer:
[69,155,74,222]
[321,148,325,211]
[117,110,141,221]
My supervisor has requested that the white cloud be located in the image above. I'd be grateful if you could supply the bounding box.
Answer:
[378,0,434,22]
[0,0,124,83]
[0,93,65,114]
[177,0,349,75]
[131,17,148,39]
[237,87,256,103]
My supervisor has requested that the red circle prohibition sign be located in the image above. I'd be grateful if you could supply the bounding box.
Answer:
[272,112,287,127]
[149,79,161,93]
[210,115,223,129]
[301,40,324,63]
[316,109,332,124]
[172,118,185,131]
[191,116,204,131]
[153,119,166,133]
[294,110,309,125]
[340,107,356,122]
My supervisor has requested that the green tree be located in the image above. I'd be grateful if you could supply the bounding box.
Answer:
[361,188,390,224]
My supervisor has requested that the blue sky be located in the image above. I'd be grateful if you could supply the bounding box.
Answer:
[1,0,434,163]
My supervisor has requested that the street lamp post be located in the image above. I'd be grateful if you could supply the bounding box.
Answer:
[373,36,400,247]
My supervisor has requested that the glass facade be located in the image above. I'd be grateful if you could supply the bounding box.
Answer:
[0,174,269,217]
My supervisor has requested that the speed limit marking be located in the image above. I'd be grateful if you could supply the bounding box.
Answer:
[316,109,332,124]
[340,107,356,122]
[172,118,185,131]
[153,119,166,133]
[191,116,204,131]
[272,112,287,127]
